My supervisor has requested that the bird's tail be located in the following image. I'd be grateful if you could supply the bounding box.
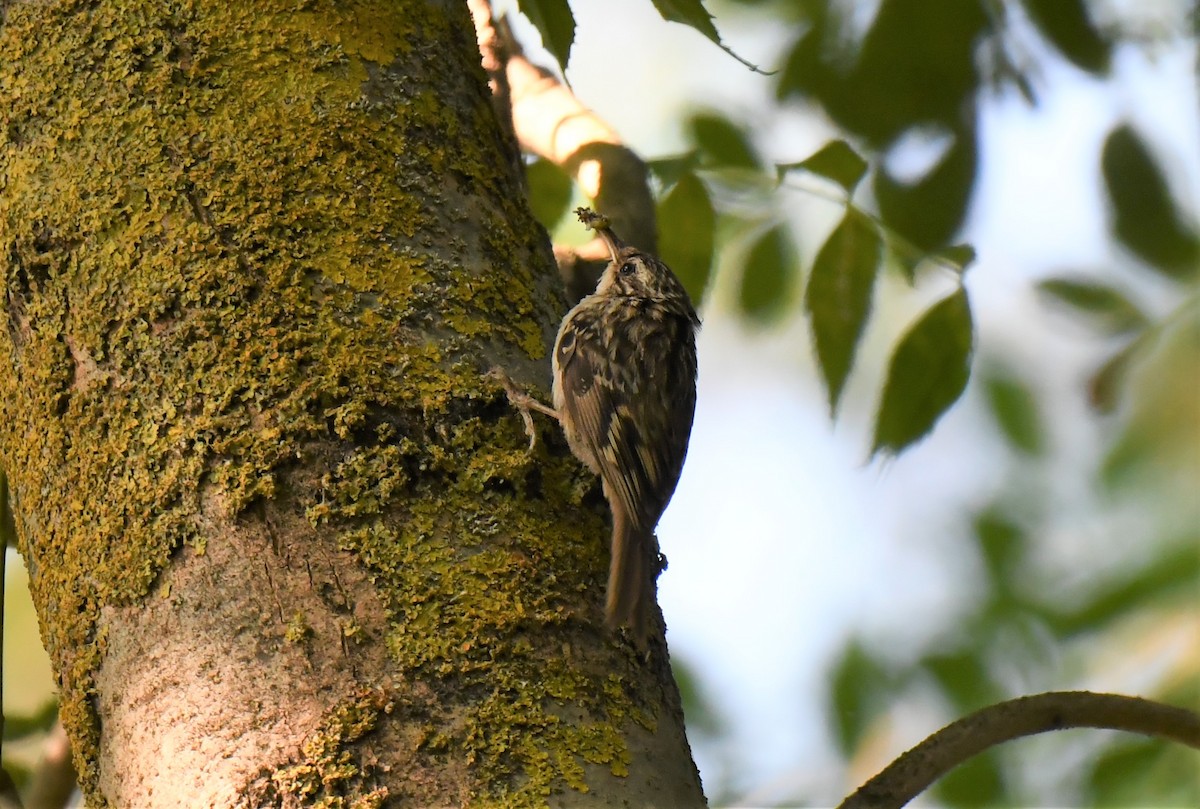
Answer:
[605,510,656,643]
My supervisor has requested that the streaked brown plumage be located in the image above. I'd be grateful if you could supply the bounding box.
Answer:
[552,208,699,638]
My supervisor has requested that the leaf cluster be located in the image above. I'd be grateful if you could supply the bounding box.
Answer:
[516,2,1197,805]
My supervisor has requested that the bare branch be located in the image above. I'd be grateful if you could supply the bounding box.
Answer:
[466,0,522,182]
[839,691,1200,809]
[469,1,659,301]
[26,720,77,809]
[496,25,657,302]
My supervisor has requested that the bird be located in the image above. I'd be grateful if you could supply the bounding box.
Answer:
[493,207,699,642]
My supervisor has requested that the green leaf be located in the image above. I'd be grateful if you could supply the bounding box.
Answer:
[651,0,766,73]
[646,152,700,189]
[688,111,760,170]
[924,650,998,713]
[1037,276,1148,334]
[778,140,869,194]
[933,749,1004,807]
[1040,543,1199,635]
[829,641,892,754]
[1090,740,1200,806]
[657,172,716,302]
[738,224,794,323]
[805,209,882,412]
[1102,124,1200,280]
[671,657,725,738]
[1099,309,1200,488]
[876,128,978,252]
[981,367,1045,455]
[1020,0,1111,74]
[524,158,573,232]
[872,288,974,456]
[3,698,58,740]
[1086,334,1145,414]
[924,244,977,274]
[517,0,576,70]
[972,506,1025,582]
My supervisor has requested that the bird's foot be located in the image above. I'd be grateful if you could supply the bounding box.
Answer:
[485,367,559,450]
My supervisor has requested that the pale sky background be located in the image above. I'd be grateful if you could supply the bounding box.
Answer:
[513,0,1198,804]
[3,2,1196,805]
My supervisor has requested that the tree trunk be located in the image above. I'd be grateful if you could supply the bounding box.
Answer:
[0,1,705,805]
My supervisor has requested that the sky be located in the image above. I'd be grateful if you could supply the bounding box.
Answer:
[3,1,1195,804]
[512,0,1199,803]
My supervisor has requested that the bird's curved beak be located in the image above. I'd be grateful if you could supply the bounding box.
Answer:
[594,225,625,265]
[576,207,628,264]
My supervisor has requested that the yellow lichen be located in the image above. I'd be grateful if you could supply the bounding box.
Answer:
[0,0,644,804]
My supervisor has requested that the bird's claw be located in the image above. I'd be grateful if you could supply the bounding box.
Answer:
[486,367,546,451]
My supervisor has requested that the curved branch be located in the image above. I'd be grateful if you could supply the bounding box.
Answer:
[505,56,655,252]
[465,2,657,302]
[838,691,1200,809]
[506,51,657,302]
[26,720,77,809]
[466,0,519,176]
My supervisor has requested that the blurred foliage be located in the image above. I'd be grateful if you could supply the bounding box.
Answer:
[1102,124,1200,280]
[5,0,1194,805]
[979,366,1045,457]
[689,111,762,171]
[671,656,739,805]
[517,0,1198,805]
[656,172,717,299]
[1036,276,1149,336]
[935,750,1006,807]
[3,698,57,743]
[738,223,796,324]
[829,640,896,755]
[805,209,881,412]
[524,157,574,233]
[777,139,868,195]
[870,286,974,457]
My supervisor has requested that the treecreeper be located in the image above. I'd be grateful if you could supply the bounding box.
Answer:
[492,207,700,645]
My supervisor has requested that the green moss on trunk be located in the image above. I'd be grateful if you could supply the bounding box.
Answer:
[1,1,678,804]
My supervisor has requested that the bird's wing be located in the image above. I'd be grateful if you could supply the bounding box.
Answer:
[558,311,697,532]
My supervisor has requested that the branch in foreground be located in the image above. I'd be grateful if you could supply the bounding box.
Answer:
[466,0,520,180]
[467,1,657,301]
[504,55,655,252]
[26,720,77,809]
[506,49,657,302]
[839,690,1200,809]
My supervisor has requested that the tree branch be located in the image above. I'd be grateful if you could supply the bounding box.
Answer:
[838,691,1200,809]
[466,0,521,182]
[26,720,76,809]
[469,1,657,302]
[505,53,655,252]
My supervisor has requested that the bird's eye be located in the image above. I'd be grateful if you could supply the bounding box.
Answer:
[620,261,637,276]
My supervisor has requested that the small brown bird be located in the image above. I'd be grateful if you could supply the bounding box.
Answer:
[497,208,699,640]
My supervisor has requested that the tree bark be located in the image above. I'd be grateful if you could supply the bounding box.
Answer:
[0,1,705,806]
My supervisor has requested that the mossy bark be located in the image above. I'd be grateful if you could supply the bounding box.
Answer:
[0,0,705,806]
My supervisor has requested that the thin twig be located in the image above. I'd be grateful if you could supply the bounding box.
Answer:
[1,471,8,783]
[466,0,522,183]
[838,691,1200,809]
[480,12,657,302]
[26,720,77,809]
[0,471,20,809]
